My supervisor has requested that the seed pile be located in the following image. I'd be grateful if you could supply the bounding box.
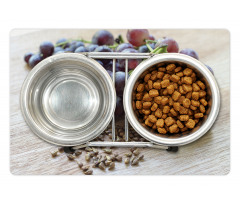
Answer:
[133,63,209,135]
[50,125,145,175]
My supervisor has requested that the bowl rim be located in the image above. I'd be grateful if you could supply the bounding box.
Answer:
[123,53,220,146]
[20,53,116,146]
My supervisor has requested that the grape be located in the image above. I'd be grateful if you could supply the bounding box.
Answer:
[70,41,84,51]
[92,30,114,45]
[148,34,155,40]
[138,43,155,53]
[115,71,126,96]
[56,38,70,49]
[28,54,42,68]
[74,46,89,53]
[127,29,149,47]
[155,37,179,53]
[106,70,113,78]
[94,45,112,65]
[40,41,54,58]
[104,61,122,72]
[180,48,199,60]
[24,52,34,64]
[87,44,99,52]
[54,50,65,55]
[54,46,64,53]
[205,64,214,75]
[115,96,124,117]
[115,43,134,52]
[96,60,104,66]
[118,48,140,70]
[64,46,75,52]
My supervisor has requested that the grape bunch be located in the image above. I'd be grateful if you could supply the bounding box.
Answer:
[24,29,214,119]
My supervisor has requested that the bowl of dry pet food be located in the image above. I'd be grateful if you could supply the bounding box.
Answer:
[123,53,220,146]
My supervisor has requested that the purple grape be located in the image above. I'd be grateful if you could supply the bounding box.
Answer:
[106,70,113,79]
[180,48,199,60]
[115,43,134,52]
[115,71,126,96]
[24,52,34,64]
[127,29,149,47]
[64,46,75,52]
[54,46,64,53]
[87,44,99,52]
[138,43,155,53]
[115,96,124,117]
[149,34,155,40]
[74,46,89,53]
[104,61,122,72]
[70,41,85,51]
[156,37,179,53]
[40,41,54,58]
[92,30,114,45]
[205,64,214,75]
[96,60,104,66]
[56,38,70,49]
[118,48,140,70]
[54,50,65,55]
[94,45,113,65]
[28,54,42,68]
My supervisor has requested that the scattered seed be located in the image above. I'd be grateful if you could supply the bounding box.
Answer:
[92,148,99,155]
[98,162,106,170]
[133,148,140,156]
[63,147,75,154]
[106,155,112,161]
[124,157,130,164]
[74,150,82,157]
[82,165,90,171]
[76,161,83,168]
[85,147,93,152]
[138,154,144,161]
[130,147,137,153]
[114,153,119,157]
[84,169,93,175]
[124,152,132,157]
[67,154,75,161]
[58,147,64,153]
[105,160,112,166]
[131,156,139,166]
[103,148,112,154]
[50,150,58,157]
[92,161,100,168]
[108,162,115,170]
[115,155,122,162]
[85,153,91,162]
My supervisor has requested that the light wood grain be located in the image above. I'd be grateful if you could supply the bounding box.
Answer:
[10,29,230,175]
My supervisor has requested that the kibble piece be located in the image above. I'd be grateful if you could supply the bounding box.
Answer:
[161,79,170,88]
[165,117,175,126]
[136,92,143,100]
[173,102,181,111]
[199,90,206,98]
[170,74,180,82]
[182,98,191,108]
[176,72,184,77]
[148,115,157,123]
[157,127,167,134]
[182,84,193,92]
[192,92,199,101]
[152,124,157,129]
[199,105,206,113]
[145,118,153,127]
[143,102,152,109]
[143,93,152,102]
[188,109,194,115]
[158,67,166,72]
[179,115,189,121]
[185,119,196,129]
[179,106,189,114]
[151,73,157,81]
[186,92,192,99]
[151,103,158,112]
[166,64,176,71]
[167,84,175,94]
[145,84,149,91]
[183,68,193,76]
[179,86,187,94]
[194,119,199,124]
[183,76,193,85]
[191,100,200,107]
[161,97,169,105]
[192,83,200,92]
[137,84,145,92]
[200,98,208,106]
[197,80,206,90]
[172,82,178,90]
[169,124,178,133]
[180,127,188,132]
[169,97,174,106]
[163,74,171,80]
[148,80,153,89]
[144,73,151,82]
[142,109,151,115]
[190,105,197,110]
[170,108,178,116]
[136,101,142,109]
[155,108,163,118]
[151,70,157,74]
[162,114,167,119]
[163,106,170,114]
[175,66,182,72]
[162,89,168,95]
[153,82,161,90]
[194,113,204,118]
[178,96,185,104]
[177,120,184,128]
[156,119,164,128]
[172,91,181,101]
[157,71,164,79]
[149,89,159,97]
[154,96,162,104]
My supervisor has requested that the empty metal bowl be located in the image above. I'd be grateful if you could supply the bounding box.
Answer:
[123,53,220,146]
[20,53,116,146]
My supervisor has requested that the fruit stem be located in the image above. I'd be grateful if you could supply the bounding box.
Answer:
[108,44,119,49]
[146,43,153,52]
[145,39,157,44]
[118,34,125,44]
[153,45,168,54]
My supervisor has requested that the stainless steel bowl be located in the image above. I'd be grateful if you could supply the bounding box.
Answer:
[123,53,220,146]
[20,53,116,146]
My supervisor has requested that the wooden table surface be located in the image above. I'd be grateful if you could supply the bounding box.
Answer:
[10,29,230,175]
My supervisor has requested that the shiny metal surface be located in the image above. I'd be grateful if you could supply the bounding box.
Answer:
[20,53,116,146]
[123,53,220,146]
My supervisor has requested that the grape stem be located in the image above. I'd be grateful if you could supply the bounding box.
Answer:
[151,45,168,54]
[145,39,157,44]
[146,43,153,52]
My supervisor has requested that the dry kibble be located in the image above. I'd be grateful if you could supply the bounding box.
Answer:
[156,119,165,128]
[175,67,182,72]
[169,124,178,133]
[157,71,164,79]
[185,92,192,99]
[162,114,167,119]
[151,103,158,112]
[136,92,143,100]
[192,92,200,101]
[172,91,181,101]
[148,80,153,89]
[200,98,208,106]
[197,81,206,90]
[195,113,204,118]
[155,108,163,118]
[148,115,157,123]
[142,109,151,115]
[136,101,142,109]
[166,63,176,71]
[199,90,206,98]
[179,115,189,121]
[182,98,191,108]
[176,72,184,77]
[199,105,206,113]
[142,93,152,102]
[177,120,184,129]
[182,84,192,92]
[163,74,171,80]
[170,74,180,82]
[165,117,175,126]
[161,79,170,88]
[185,119,196,129]
[192,83,201,92]
[151,73,157,81]
[163,106,170,114]
[179,106,189,114]
[161,97,169,105]
[183,68,193,76]
[170,108,178,116]
[143,102,152,109]
[154,96,162,104]
[190,105,197,110]
[167,84,175,94]
[179,86,187,94]
[137,84,145,92]
[183,77,193,84]
[149,89,159,97]
[173,102,181,111]
[144,74,151,82]
[158,128,167,134]
[191,100,200,107]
